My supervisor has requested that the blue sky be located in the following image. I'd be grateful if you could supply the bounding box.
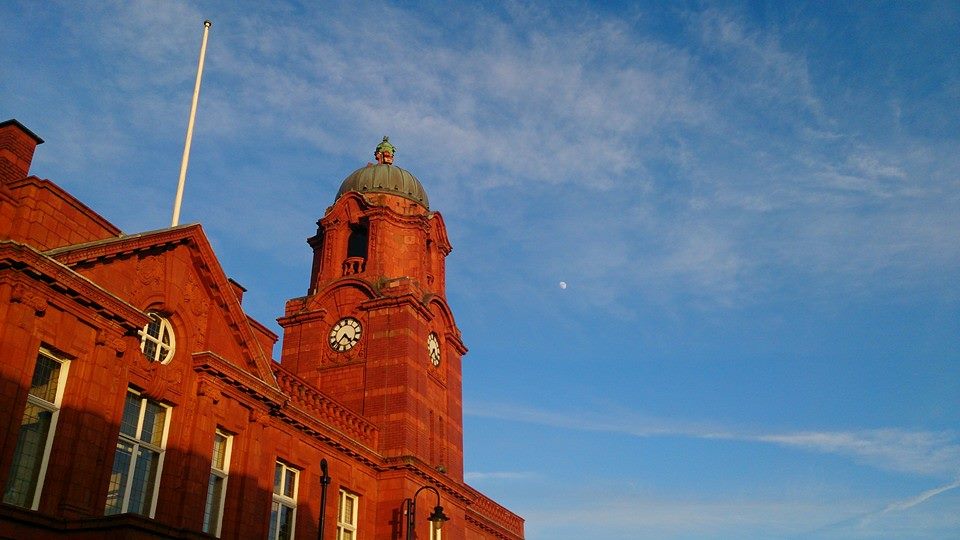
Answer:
[3,1,959,538]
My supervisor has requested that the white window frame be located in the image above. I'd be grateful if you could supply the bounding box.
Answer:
[336,489,359,540]
[269,461,299,540]
[203,429,232,537]
[104,389,171,517]
[138,313,176,364]
[1,348,69,509]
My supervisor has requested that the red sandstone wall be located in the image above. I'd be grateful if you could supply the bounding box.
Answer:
[0,121,120,250]
[0,119,523,539]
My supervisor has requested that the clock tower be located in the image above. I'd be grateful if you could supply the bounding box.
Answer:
[278,138,466,479]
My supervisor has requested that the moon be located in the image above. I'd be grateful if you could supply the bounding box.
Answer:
[559,281,567,289]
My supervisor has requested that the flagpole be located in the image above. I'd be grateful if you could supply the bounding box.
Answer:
[172,19,212,227]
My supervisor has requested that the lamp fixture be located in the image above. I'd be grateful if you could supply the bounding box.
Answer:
[405,485,449,539]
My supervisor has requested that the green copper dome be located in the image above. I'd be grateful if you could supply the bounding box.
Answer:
[336,164,429,209]
[336,137,429,208]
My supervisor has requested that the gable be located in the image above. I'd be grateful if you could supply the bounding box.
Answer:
[46,224,278,388]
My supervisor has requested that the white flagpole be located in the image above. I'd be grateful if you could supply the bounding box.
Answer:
[172,19,212,227]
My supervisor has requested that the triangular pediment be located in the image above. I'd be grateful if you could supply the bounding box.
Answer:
[46,224,279,388]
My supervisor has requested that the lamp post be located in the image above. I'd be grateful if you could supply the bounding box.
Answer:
[404,485,449,540]
[317,459,331,540]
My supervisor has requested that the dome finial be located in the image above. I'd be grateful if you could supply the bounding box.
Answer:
[375,136,396,165]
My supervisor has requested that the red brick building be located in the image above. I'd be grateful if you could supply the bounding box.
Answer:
[0,120,524,540]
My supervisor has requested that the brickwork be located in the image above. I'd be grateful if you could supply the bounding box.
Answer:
[280,189,469,480]
[0,120,43,184]
[0,119,523,540]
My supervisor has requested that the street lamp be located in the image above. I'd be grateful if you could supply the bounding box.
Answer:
[317,459,331,540]
[405,485,449,539]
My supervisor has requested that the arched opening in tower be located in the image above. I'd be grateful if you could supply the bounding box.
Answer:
[343,221,369,275]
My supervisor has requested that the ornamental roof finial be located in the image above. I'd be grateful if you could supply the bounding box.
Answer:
[375,136,395,165]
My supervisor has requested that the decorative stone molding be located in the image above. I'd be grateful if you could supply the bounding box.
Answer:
[271,366,379,448]
[248,407,270,426]
[136,254,163,288]
[95,328,126,355]
[197,380,222,405]
[141,367,168,402]
[11,282,47,315]
[182,272,210,347]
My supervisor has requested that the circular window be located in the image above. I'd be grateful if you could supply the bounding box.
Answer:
[139,313,176,364]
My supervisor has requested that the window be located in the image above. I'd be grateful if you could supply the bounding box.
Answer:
[347,222,368,259]
[139,313,175,364]
[336,489,359,540]
[203,430,232,536]
[2,349,69,509]
[269,461,298,540]
[343,221,369,275]
[105,390,170,517]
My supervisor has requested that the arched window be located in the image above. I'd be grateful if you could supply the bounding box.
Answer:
[343,221,369,276]
[347,222,368,259]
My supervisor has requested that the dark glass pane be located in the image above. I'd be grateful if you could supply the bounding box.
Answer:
[268,502,280,539]
[128,447,158,515]
[203,474,224,533]
[29,354,61,403]
[2,405,52,507]
[146,317,161,338]
[273,463,282,494]
[278,505,294,540]
[120,393,141,437]
[105,441,134,515]
[212,433,227,469]
[141,401,166,445]
[143,339,158,361]
[283,469,296,497]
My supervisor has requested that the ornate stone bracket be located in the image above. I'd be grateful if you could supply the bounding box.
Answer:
[11,282,47,316]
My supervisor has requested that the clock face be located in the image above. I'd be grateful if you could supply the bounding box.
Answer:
[427,333,441,367]
[329,317,362,352]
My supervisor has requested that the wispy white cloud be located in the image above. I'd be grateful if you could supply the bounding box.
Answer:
[801,479,960,538]
[520,482,960,540]
[880,479,960,514]
[469,401,960,537]
[757,430,960,478]
[464,471,536,482]
[522,496,863,539]
[467,401,960,479]
[7,1,960,317]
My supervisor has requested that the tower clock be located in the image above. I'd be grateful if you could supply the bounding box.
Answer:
[278,138,467,480]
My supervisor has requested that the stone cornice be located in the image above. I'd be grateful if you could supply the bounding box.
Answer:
[193,351,287,404]
[276,305,327,327]
[379,458,474,505]
[322,191,432,231]
[377,459,524,538]
[270,363,380,451]
[360,289,433,319]
[0,240,147,330]
[464,511,524,540]
[196,352,384,467]
[464,486,525,539]
[44,225,195,264]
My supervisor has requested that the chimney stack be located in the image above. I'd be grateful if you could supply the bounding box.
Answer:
[0,119,44,184]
